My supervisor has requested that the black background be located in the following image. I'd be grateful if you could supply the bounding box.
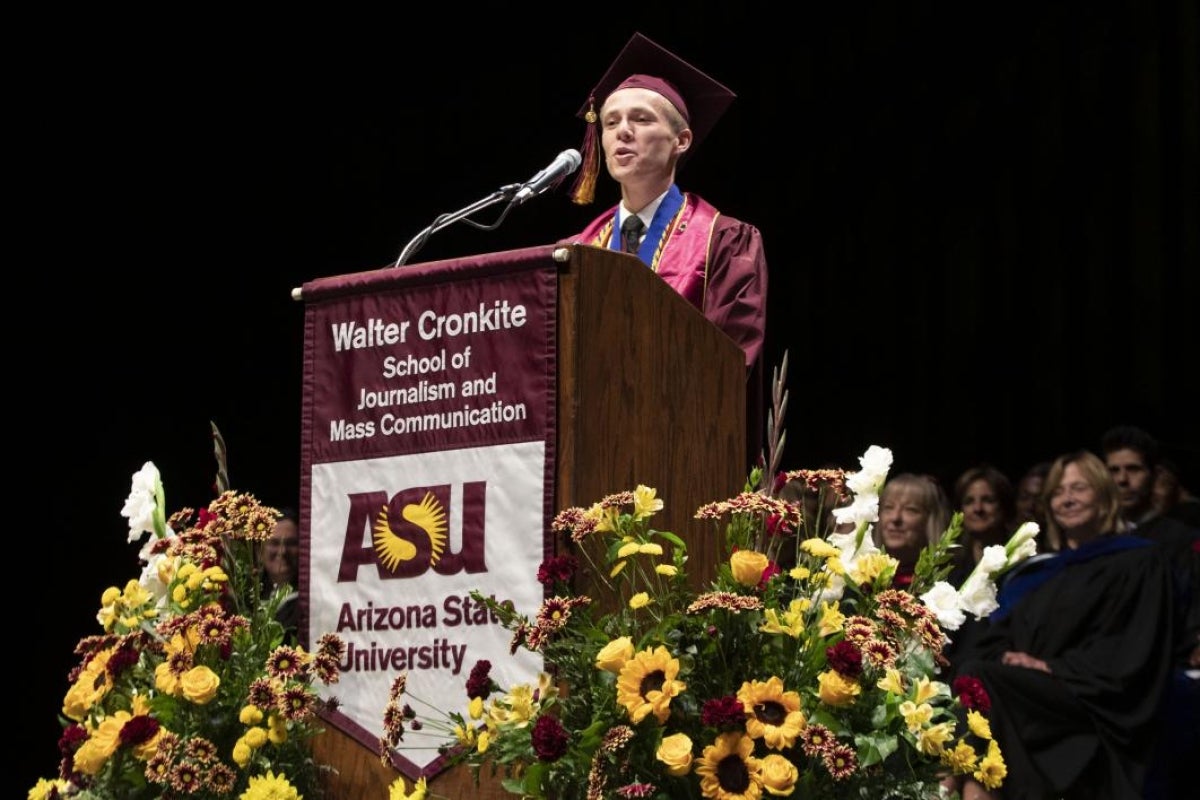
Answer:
[21,2,1197,793]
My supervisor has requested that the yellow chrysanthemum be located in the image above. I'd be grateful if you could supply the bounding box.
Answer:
[239,769,301,800]
[616,646,686,724]
[655,564,678,576]
[941,740,979,774]
[800,538,839,558]
[738,677,806,750]
[244,726,269,749]
[974,739,1007,789]
[967,709,993,740]
[788,565,810,580]
[629,592,652,610]
[695,732,763,800]
[618,542,641,558]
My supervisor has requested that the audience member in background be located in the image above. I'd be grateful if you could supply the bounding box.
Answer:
[948,450,1178,800]
[1100,425,1199,548]
[874,473,954,590]
[1100,426,1200,798]
[954,464,1017,566]
[261,506,300,639]
[942,465,1018,677]
[1014,460,1056,552]
[1154,456,1200,527]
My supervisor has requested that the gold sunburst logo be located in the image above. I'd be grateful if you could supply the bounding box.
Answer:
[372,492,449,571]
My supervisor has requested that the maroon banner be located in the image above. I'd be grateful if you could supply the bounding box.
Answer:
[297,246,559,775]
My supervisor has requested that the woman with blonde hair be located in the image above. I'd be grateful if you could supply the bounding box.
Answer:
[950,450,1176,800]
[874,472,953,589]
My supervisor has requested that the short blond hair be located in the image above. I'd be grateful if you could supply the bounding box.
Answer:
[1043,450,1124,546]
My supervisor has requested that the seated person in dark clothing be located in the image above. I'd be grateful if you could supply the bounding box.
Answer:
[948,450,1178,800]
[260,506,300,639]
[1100,425,1200,797]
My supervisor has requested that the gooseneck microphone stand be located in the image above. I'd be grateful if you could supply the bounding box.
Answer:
[392,184,522,268]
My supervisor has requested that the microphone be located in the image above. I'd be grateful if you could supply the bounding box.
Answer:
[513,149,582,205]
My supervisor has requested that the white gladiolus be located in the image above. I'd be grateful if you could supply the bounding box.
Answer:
[1006,522,1040,564]
[957,573,999,618]
[121,461,161,543]
[976,544,1008,577]
[920,581,966,631]
[845,445,893,496]
[832,494,879,527]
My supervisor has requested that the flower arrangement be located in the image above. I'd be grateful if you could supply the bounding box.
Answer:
[379,444,1038,800]
[29,460,347,800]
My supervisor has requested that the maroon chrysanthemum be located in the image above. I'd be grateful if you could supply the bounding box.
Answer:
[826,640,863,677]
[531,714,570,761]
[952,675,992,713]
[701,695,747,728]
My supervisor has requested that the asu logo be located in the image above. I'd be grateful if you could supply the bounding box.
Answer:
[374,493,448,570]
[337,482,488,581]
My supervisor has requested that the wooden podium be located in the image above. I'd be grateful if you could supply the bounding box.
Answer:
[305,243,747,798]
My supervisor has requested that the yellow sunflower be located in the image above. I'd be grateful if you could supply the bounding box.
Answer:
[695,731,764,800]
[737,676,806,749]
[616,645,687,724]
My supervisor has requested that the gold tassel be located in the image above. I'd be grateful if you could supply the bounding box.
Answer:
[571,100,600,205]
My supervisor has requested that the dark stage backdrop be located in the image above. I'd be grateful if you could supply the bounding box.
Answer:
[21,2,1196,794]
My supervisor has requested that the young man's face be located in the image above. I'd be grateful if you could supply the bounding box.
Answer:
[1104,447,1153,518]
[599,87,690,185]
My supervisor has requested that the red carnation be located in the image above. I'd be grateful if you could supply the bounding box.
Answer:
[952,675,992,713]
[119,715,161,747]
[826,640,863,677]
[701,695,748,728]
[536,555,578,587]
[466,659,494,700]
[531,714,570,761]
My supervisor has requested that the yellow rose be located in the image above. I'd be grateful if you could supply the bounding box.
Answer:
[817,670,861,707]
[656,732,694,776]
[760,753,799,795]
[730,550,769,587]
[595,636,634,673]
[180,665,221,705]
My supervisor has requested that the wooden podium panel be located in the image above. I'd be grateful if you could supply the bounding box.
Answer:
[309,243,746,798]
